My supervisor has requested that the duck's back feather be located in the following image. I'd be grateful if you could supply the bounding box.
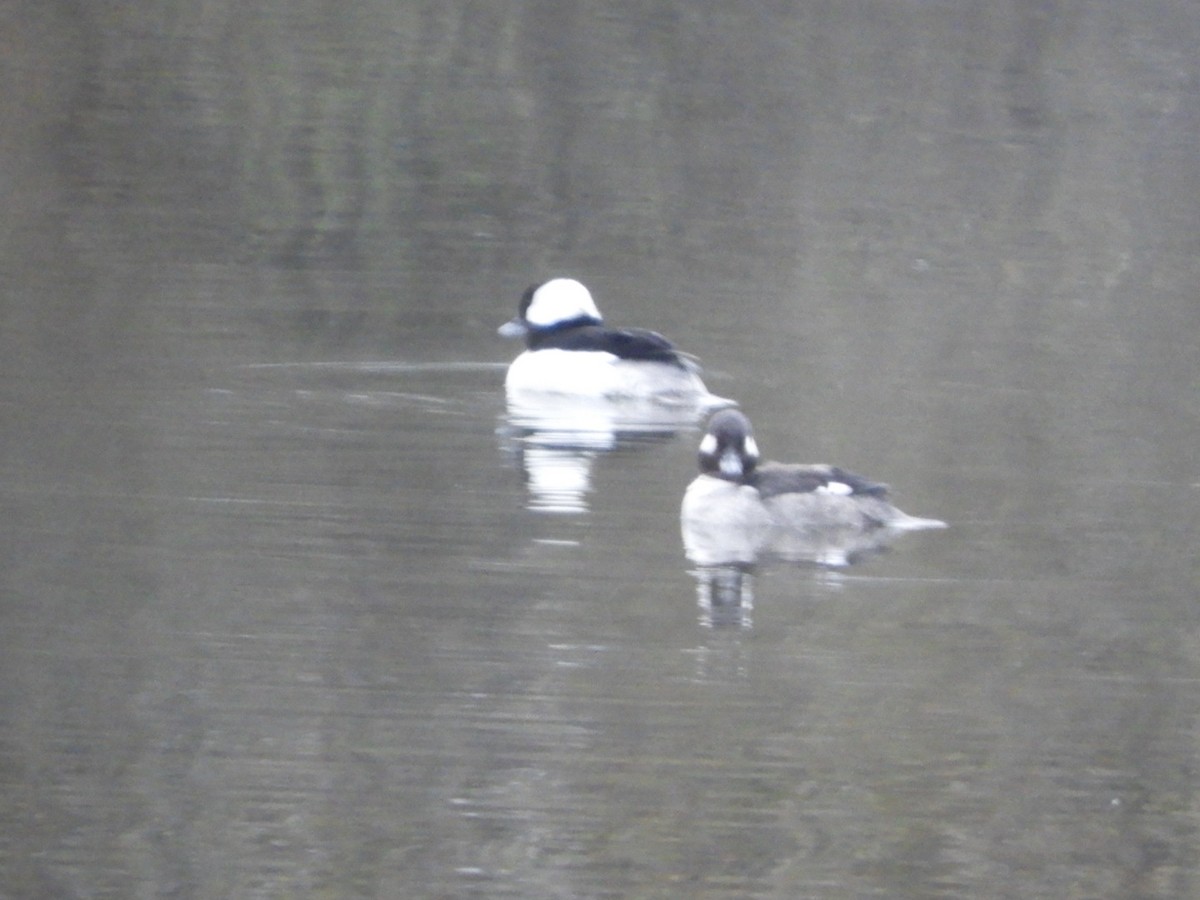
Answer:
[528,324,692,369]
[749,462,890,500]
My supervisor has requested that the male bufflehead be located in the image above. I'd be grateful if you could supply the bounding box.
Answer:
[499,278,730,407]
[682,409,945,565]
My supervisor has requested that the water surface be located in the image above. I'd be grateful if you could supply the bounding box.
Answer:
[2,3,1199,898]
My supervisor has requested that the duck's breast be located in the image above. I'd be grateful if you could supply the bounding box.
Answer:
[681,476,774,566]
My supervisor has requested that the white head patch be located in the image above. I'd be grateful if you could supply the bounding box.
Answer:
[525,278,603,328]
[743,436,760,463]
[698,433,718,456]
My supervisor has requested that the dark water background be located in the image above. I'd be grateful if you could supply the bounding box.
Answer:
[2,3,1199,897]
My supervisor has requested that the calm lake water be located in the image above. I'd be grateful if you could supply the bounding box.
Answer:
[3,3,1199,898]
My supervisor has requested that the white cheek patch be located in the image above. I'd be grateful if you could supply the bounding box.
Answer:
[698,433,718,456]
[743,436,759,461]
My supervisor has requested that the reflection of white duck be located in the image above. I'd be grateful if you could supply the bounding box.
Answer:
[682,410,946,567]
[515,443,601,515]
[499,278,732,409]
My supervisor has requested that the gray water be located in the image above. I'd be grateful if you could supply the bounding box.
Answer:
[3,3,1199,898]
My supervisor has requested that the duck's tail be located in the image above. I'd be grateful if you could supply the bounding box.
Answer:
[698,391,738,413]
[888,511,948,531]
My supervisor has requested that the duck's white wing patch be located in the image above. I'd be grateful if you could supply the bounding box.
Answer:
[818,481,854,496]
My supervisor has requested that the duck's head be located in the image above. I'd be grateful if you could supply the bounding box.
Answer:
[698,409,759,481]
[498,278,603,338]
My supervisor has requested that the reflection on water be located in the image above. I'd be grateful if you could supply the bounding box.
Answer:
[500,393,711,513]
[685,519,942,628]
[5,1,1200,897]
[691,564,756,629]
[508,444,599,514]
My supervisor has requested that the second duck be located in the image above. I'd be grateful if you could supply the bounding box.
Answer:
[682,409,946,565]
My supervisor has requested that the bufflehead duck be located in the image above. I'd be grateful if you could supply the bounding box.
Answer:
[499,278,730,407]
[682,409,945,565]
